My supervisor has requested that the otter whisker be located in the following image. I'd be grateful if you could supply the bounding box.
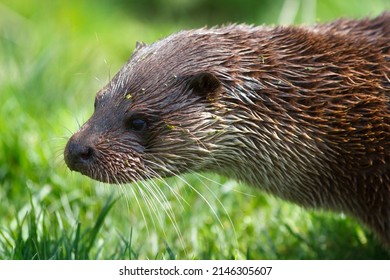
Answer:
[127,179,151,236]
[195,171,259,198]
[124,169,189,257]
[137,174,178,226]
[134,180,161,232]
[144,165,190,209]
[118,185,133,220]
[112,174,136,225]
[140,179,188,257]
[190,172,239,251]
[145,159,225,229]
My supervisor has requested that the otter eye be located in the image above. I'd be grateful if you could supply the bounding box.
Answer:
[128,118,147,132]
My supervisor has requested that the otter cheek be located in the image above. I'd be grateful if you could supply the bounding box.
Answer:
[64,132,97,175]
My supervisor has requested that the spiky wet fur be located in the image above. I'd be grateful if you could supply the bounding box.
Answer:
[65,13,390,247]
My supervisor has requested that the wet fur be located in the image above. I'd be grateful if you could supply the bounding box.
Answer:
[65,13,390,247]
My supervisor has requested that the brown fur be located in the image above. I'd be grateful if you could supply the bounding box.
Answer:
[64,13,390,247]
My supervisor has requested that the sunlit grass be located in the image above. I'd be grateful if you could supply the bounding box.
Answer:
[0,0,389,259]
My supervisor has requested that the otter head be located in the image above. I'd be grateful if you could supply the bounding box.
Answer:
[64,32,228,184]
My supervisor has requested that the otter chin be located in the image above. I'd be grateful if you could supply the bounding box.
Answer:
[64,13,390,247]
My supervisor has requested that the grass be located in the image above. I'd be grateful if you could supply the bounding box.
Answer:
[0,0,389,260]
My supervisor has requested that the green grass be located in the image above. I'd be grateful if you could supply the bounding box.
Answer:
[0,0,389,260]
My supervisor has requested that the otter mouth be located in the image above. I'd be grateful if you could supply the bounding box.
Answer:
[64,134,144,184]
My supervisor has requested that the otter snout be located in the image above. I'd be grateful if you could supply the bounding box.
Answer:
[64,134,96,173]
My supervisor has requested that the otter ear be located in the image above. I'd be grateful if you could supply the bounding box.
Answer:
[131,41,147,58]
[135,41,147,50]
[188,72,221,98]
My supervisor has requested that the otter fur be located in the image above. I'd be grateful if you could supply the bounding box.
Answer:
[64,13,390,247]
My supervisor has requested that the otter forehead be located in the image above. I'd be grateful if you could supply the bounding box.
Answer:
[97,25,270,101]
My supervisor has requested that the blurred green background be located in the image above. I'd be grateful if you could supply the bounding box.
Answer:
[0,0,389,259]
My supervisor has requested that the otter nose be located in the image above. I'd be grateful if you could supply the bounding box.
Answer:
[64,137,96,172]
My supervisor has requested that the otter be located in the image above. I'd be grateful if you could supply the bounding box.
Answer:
[64,13,390,247]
